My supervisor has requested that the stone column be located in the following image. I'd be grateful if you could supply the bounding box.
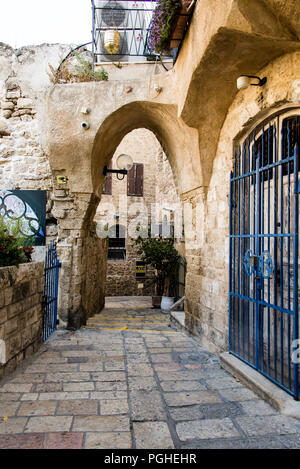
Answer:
[51,187,107,330]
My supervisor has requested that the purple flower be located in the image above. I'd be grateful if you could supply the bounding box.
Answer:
[148,0,181,54]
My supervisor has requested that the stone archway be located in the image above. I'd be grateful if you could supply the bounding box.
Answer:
[45,85,201,329]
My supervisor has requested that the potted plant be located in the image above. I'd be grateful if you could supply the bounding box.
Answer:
[135,233,180,312]
[148,0,194,55]
[170,0,194,49]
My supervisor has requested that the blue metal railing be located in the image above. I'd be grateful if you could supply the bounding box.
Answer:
[229,115,299,399]
[42,241,61,342]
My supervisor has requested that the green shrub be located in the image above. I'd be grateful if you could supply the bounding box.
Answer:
[0,218,33,267]
[135,233,180,296]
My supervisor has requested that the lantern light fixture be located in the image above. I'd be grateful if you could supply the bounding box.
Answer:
[103,154,134,180]
[237,75,267,90]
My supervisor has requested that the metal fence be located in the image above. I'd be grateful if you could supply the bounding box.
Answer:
[42,242,61,342]
[229,112,299,399]
[175,256,186,300]
[91,0,157,63]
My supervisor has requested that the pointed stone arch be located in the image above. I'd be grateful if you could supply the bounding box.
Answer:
[91,101,201,198]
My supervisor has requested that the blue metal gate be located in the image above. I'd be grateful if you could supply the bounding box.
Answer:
[42,241,61,342]
[229,112,299,399]
[175,256,187,300]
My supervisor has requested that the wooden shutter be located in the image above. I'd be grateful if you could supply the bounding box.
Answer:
[127,163,143,196]
[102,163,112,195]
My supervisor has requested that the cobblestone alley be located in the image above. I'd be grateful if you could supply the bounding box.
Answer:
[0,297,299,449]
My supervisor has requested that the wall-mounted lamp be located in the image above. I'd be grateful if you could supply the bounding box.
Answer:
[103,154,134,180]
[56,175,68,185]
[237,75,267,90]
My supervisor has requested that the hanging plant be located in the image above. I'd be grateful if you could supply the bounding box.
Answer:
[104,29,121,55]
[148,0,182,55]
[148,0,193,55]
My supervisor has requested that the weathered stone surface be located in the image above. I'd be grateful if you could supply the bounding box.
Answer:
[0,302,299,449]
[0,417,27,434]
[84,432,132,449]
[57,400,98,416]
[176,418,241,441]
[129,389,167,421]
[24,416,72,433]
[133,422,174,449]
[17,98,33,109]
[72,415,130,432]
[0,263,43,379]
[44,432,83,449]
[17,401,57,416]
[100,398,129,415]
[164,391,222,406]
[0,433,44,449]
[235,416,299,437]
[1,102,14,110]
[0,118,10,135]
[160,380,206,392]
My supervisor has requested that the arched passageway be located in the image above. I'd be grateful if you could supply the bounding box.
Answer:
[45,91,201,329]
[94,127,184,298]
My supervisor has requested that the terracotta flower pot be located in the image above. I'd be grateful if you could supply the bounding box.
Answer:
[169,1,193,49]
[182,0,193,7]
[152,296,162,308]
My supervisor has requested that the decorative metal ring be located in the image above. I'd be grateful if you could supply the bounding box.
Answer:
[258,251,274,279]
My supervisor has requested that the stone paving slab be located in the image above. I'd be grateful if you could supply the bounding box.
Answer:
[0,296,299,449]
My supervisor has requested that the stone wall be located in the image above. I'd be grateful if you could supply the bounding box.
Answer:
[1,0,299,354]
[183,51,300,353]
[0,43,73,191]
[0,43,74,262]
[0,262,44,380]
[95,128,182,297]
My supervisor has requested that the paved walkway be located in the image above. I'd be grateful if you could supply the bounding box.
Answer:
[0,297,299,449]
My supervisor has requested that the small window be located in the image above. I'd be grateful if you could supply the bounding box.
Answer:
[252,126,274,182]
[127,163,143,197]
[108,224,126,260]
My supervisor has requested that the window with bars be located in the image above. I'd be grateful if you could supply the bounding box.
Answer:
[127,163,144,197]
[248,114,300,184]
[281,115,300,175]
[107,224,126,260]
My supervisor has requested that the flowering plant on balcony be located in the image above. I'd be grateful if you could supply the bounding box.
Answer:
[148,0,182,54]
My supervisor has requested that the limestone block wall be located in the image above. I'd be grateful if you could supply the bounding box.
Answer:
[0,43,75,260]
[0,43,74,191]
[183,51,300,353]
[0,262,44,380]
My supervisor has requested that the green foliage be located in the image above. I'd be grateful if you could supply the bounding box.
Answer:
[48,52,109,84]
[135,233,180,296]
[0,217,33,267]
[148,0,182,54]
[74,53,109,82]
